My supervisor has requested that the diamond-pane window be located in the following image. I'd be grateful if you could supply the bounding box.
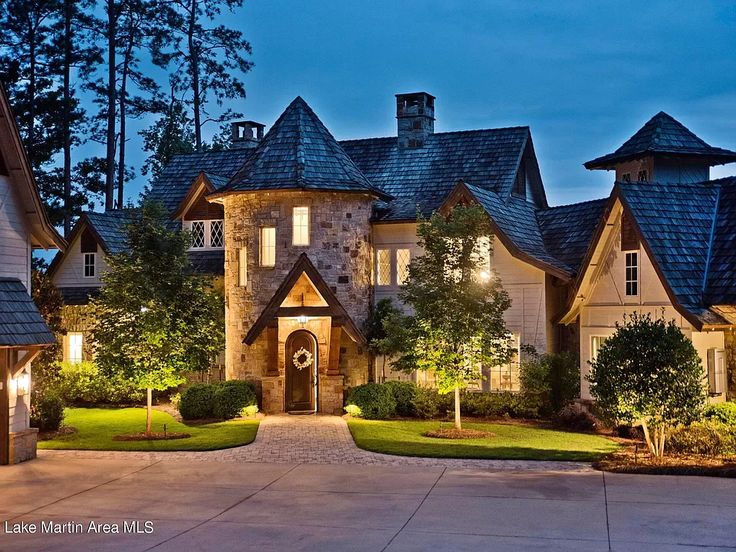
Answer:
[190,221,205,248]
[396,249,410,285]
[377,249,391,286]
[210,220,224,248]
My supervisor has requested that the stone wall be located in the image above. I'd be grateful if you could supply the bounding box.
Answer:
[220,190,373,411]
[9,428,37,464]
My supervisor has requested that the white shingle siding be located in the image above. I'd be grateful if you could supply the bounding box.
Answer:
[0,175,31,290]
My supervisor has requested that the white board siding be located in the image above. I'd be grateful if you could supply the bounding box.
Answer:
[372,222,549,354]
[52,230,108,288]
[0,174,31,289]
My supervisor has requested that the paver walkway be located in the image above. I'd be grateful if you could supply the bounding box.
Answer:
[42,414,590,471]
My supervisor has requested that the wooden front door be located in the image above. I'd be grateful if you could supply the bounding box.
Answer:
[285,330,317,412]
[1,350,9,465]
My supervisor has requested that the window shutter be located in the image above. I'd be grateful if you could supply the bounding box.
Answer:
[621,212,639,251]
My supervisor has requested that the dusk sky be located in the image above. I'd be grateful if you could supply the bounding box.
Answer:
[120,0,736,206]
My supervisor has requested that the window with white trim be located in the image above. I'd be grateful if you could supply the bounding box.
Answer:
[376,249,391,286]
[292,206,309,246]
[238,246,248,286]
[591,335,608,362]
[83,253,96,278]
[396,249,411,285]
[190,221,206,248]
[625,251,638,296]
[66,332,84,364]
[487,333,520,391]
[260,227,276,267]
[210,220,224,248]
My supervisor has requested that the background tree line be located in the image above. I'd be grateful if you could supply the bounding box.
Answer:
[0,0,252,235]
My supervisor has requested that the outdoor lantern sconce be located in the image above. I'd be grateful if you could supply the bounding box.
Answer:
[297,315,308,327]
[15,369,30,396]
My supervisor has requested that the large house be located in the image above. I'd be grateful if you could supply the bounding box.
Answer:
[0,85,65,464]
[50,93,736,413]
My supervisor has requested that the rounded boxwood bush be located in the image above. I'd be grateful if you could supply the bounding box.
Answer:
[704,402,736,426]
[383,381,417,417]
[31,389,66,431]
[213,380,257,420]
[346,383,396,420]
[179,383,217,420]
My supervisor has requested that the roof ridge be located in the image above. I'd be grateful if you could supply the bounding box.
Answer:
[539,197,608,211]
[702,186,722,300]
[339,126,530,144]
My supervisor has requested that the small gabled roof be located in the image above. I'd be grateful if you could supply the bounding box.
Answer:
[585,111,736,169]
[0,84,64,250]
[0,278,55,346]
[215,97,388,200]
[170,171,227,220]
[243,253,366,346]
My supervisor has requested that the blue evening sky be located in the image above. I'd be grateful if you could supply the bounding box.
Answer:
[118,0,736,207]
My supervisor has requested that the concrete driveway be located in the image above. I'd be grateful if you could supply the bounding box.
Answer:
[1,456,735,551]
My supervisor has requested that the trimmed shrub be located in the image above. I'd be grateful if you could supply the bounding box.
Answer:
[556,404,598,432]
[346,383,396,420]
[520,351,579,416]
[213,380,257,420]
[668,422,736,457]
[179,383,217,420]
[58,361,144,405]
[461,391,539,419]
[383,381,417,417]
[704,402,736,427]
[30,389,65,431]
[411,387,439,419]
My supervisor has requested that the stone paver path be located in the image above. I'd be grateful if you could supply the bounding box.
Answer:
[42,414,590,471]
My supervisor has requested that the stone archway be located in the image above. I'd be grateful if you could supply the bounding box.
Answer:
[285,329,318,413]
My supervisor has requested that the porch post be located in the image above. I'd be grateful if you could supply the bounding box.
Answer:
[1,350,9,465]
[327,326,342,376]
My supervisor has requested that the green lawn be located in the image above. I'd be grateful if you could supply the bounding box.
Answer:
[348,419,619,462]
[38,408,259,452]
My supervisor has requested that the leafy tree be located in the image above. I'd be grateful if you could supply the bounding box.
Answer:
[364,298,404,383]
[30,257,65,386]
[140,89,195,178]
[519,347,579,416]
[588,312,707,458]
[92,201,224,433]
[388,204,515,430]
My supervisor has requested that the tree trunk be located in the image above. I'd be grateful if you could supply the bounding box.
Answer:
[27,16,37,163]
[640,420,666,459]
[146,387,152,434]
[62,0,72,235]
[381,355,387,383]
[117,23,134,209]
[454,385,461,430]
[104,0,117,211]
[187,0,202,151]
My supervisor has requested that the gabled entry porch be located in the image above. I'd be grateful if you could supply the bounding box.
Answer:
[243,254,366,414]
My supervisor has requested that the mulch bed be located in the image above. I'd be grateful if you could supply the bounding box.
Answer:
[112,431,191,441]
[38,426,77,441]
[423,428,495,439]
[595,444,736,477]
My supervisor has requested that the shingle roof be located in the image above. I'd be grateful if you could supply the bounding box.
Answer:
[617,177,736,326]
[188,250,224,276]
[58,286,100,306]
[586,112,736,169]
[222,97,386,198]
[147,149,253,213]
[538,198,608,273]
[0,278,55,346]
[342,127,531,221]
[85,210,138,254]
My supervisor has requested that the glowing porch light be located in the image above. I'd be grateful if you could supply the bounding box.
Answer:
[15,368,30,396]
[297,315,308,327]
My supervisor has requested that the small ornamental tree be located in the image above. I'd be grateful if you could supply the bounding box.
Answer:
[364,298,405,383]
[92,201,225,434]
[588,312,707,458]
[388,204,515,430]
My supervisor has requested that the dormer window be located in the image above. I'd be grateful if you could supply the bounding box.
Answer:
[83,253,96,278]
[637,170,648,182]
[185,220,224,249]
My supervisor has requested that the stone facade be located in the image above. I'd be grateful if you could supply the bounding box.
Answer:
[220,190,373,413]
[9,427,38,464]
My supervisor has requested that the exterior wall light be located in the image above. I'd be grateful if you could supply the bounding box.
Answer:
[15,368,30,397]
[297,315,308,327]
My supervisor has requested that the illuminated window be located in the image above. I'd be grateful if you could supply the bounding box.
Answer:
[190,221,205,248]
[625,252,638,296]
[591,335,608,362]
[238,247,247,286]
[396,249,411,285]
[83,253,96,278]
[210,220,224,248]
[292,206,310,246]
[487,334,520,391]
[260,227,276,267]
[377,249,391,286]
[67,332,84,364]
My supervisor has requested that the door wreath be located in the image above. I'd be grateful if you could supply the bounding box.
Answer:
[292,347,314,371]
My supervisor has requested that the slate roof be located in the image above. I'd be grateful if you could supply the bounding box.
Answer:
[617,177,736,327]
[0,278,55,346]
[342,127,532,221]
[188,250,225,276]
[538,198,609,272]
[586,112,736,169]
[222,97,387,198]
[147,149,253,213]
[57,286,100,306]
[85,210,138,254]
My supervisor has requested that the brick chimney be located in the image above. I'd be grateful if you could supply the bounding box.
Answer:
[396,92,435,149]
[231,120,265,149]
